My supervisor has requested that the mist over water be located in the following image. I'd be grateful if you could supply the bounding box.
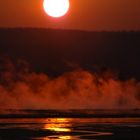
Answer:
[0,60,140,110]
[0,29,140,110]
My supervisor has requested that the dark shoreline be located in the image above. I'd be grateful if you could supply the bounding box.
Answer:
[0,109,140,119]
[0,115,140,119]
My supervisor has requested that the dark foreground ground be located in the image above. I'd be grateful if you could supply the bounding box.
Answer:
[0,110,140,140]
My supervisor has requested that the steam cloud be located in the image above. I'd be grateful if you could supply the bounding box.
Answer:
[0,59,140,109]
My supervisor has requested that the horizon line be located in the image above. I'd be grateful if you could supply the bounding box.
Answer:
[0,27,140,33]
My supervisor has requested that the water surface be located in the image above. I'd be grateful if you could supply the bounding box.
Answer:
[0,110,140,140]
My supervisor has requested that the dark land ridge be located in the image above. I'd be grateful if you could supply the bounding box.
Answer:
[0,28,140,80]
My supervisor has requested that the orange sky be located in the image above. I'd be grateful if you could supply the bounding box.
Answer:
[0,0,140,31]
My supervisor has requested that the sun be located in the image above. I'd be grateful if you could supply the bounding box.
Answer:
[43,0,70,18]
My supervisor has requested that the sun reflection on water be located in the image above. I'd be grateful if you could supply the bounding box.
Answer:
[42,118,73,139]
[42,135,72,140]
[44,118,71,132]
[59,136,72,139]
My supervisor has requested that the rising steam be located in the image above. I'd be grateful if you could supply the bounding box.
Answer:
[0,59,140,109]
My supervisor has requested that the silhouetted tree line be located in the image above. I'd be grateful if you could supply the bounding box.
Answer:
[0,28,140,80]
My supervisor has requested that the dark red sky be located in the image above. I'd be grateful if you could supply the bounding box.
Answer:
[0,0,140,31]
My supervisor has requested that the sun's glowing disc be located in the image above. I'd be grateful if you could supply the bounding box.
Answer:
[43,0,70,18]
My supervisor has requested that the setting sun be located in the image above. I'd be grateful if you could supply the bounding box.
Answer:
[43,0,70,18]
